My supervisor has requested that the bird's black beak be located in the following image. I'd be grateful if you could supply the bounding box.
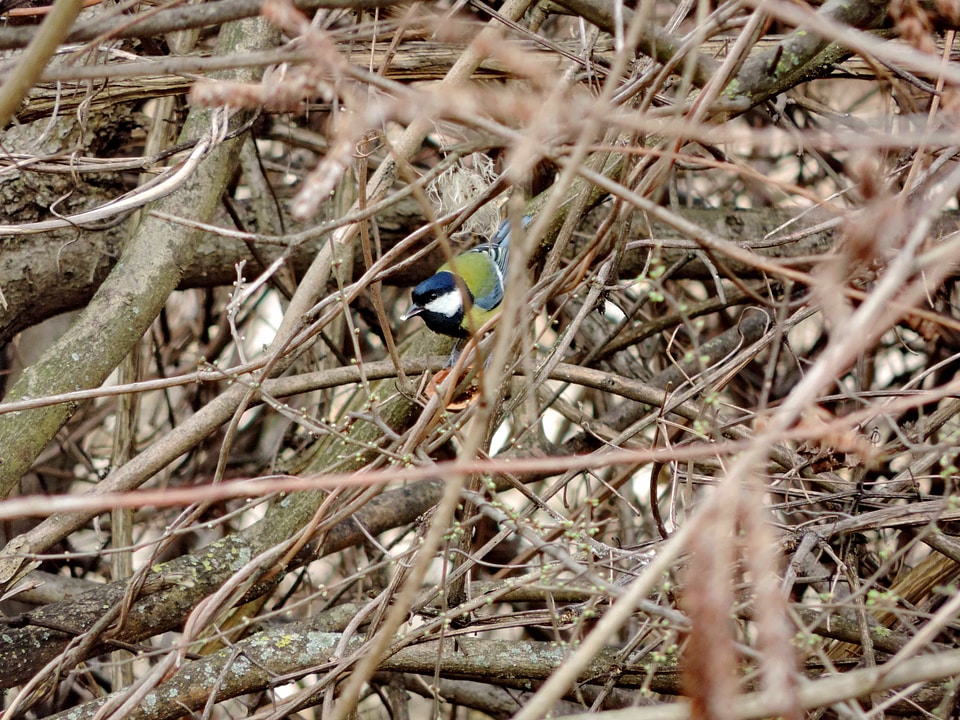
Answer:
[401,304,424,321]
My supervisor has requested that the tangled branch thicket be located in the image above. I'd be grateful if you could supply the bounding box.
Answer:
[3,0,960,716]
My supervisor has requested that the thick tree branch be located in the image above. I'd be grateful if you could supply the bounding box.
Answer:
[0,19,278,497]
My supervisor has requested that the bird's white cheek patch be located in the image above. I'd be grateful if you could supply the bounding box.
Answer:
[425,291,461,318]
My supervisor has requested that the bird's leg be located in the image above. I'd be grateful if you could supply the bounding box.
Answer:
[447,339,465,367]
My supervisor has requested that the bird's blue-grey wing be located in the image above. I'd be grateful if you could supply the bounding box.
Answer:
[471,215,532,310]
[472,248,504,311]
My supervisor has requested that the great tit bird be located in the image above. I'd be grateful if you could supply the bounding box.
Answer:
[403,218,518,338]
